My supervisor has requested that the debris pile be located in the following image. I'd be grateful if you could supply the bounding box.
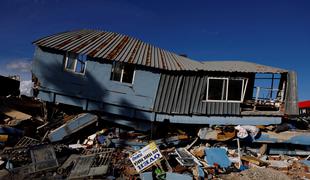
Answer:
[0,95,310,179]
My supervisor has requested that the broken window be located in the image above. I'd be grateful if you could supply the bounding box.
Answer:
[252,73,284,102]
[111,62,135,84]
[64,52,87,74]
[207,77,247,102]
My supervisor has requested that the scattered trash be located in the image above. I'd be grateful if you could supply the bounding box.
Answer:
[0,85,309,179]
[235,125,259,139]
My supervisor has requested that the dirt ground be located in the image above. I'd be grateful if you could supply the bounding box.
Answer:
[220,168,291,180]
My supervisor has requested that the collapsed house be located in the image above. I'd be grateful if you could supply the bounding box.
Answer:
[0,29,308,179]
[31,29,298,127]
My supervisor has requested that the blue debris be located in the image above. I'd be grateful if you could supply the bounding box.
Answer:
[166,173,192,180]
[239,165,249,171]
[253,131,310,145]
[197,165,205,178]
[140,172,152,180]
[0,126,23,136]
[300,160,310,167]
[204,148,232,168]
[97,135,106,144]
[48,113,98,142]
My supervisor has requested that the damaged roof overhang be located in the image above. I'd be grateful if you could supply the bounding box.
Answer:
[201,61,288,74]
[33,29,289,74]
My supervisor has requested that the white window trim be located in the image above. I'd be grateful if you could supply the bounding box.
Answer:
[120,68,124,83]
[131,70,136,84]
[64,52,87,75]
[206,77,228,102]
[206,77,248,103]
[241,78,248,102]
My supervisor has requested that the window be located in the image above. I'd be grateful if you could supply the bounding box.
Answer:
[208,78,228,101]
[228,79,243,101]
[64,52,87,74]
[206,77,247,102]
[111,62,135,84]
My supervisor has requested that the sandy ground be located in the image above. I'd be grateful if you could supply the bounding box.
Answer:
[220,168,291,180]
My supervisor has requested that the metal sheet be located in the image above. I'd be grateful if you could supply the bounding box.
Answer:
[253,131,310,145]
[34,30,288,73]
[33,29,202,71]
[48,113,98,142]
[285,71,299,115]
[155,114,282,125]
[204,148,231,168]
[202,61,287,73]
[154,73,240,115]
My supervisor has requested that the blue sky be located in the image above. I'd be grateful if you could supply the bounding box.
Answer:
[0,0,309,100]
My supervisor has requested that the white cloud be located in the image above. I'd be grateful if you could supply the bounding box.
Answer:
[6,59,32,73]
[0,58,33,96]
[0,58,32,81]
[20,80,33,96]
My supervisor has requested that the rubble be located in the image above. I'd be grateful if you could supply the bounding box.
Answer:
[0,92,310,179]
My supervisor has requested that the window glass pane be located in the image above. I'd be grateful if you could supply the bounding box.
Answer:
[228,79,243,101]
[75,54,87,73]
[122,65,135,83]
[77,54,87,63]
[111,62,122,82]
[66,53,76,70]
[208,79,227,100]
[75,60,85,73]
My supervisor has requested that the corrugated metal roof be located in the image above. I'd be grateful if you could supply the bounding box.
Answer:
[33,29,288,73]
[202,61,288,73]
[33,29,202,71]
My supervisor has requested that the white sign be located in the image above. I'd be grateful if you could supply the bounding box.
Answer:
[129,142,163,173]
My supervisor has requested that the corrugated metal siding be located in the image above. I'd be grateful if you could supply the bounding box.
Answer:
[285,71,299,115]
[33,29,202,71]
[154,74,240,115]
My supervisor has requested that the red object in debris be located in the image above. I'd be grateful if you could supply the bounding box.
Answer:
[298,101,310,109]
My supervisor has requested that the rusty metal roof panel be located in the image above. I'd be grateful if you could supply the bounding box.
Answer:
[77,32,110,54]
[84,33,116,56]
[33,29,202,71]
[120,39,137,63]
[33,30,287,72]
[201,61,288,73]
[43,30,88,48]
[95,34,123,58]
[64,31,102,51]
[34,30,75,45]
[115,37,136,62]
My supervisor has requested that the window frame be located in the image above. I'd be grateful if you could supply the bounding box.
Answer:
[64,52,87,75]
[110,62,136,85]
[206,77,248,103]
